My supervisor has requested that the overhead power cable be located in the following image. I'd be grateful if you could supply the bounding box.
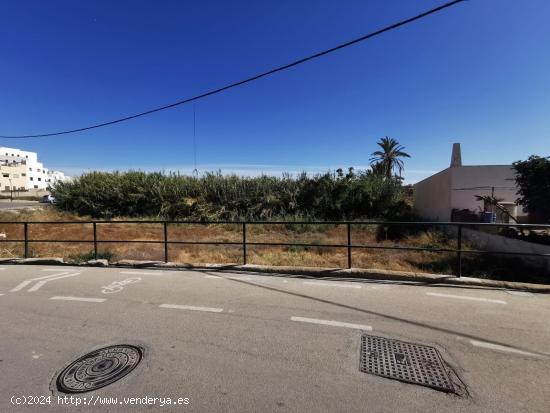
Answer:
[0,0,466,139]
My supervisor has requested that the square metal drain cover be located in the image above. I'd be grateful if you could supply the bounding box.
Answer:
[360,335,455,393]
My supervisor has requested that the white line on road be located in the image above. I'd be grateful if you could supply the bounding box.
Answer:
[159,304,224,313]
[50,296,106,303]
[120,271,164,276]
[0,293,4,296]
[204,275,222,279]
[10,272,72,292]
[0,268,6,270]
[303,281,361,289]
[41,269,74,272]
[290,316,372,331]
[426,292,507,304]
[469,340,546,358]
[28,273,81,292]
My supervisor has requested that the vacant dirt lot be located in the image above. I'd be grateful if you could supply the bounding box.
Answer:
[0,207,545,283]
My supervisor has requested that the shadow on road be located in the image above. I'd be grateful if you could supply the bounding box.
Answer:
[202,270,548,358]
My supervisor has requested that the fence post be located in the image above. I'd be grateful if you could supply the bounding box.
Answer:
[456,224,462,278]
[164,222,169,263]
[242,222,247,265]
[347,222,352,269]
[24,222,28,258]
[93,222,98,260]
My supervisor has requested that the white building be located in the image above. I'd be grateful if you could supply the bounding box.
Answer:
[413,143,526,222]
[0,147,70,191]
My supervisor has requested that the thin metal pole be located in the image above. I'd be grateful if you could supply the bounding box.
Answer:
[347,223,352,269]
[93,222,97,260]
[457,224,462,277]
[164,222,169,263]
[24,222,28,258]
[242,222,247,265]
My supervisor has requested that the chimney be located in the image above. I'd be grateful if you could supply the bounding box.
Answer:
[450,143,462,168]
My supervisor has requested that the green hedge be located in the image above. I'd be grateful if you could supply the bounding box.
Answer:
[51,170,413,221]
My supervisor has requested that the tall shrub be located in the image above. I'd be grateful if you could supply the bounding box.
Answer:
[51,170,411,221]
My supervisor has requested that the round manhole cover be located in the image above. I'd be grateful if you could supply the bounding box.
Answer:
[56,345,142,393]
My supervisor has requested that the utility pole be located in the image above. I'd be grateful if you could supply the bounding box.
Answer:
[8,178,13,202]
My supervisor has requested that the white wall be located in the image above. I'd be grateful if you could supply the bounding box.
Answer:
[450,165,522,214]
[0,163,27,190]
[413,169,452,221]
[414,165,526,221]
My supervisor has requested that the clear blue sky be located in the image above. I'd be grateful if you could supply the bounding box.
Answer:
[1,0,549,182]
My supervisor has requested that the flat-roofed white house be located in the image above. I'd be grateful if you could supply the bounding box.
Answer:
[413,143,526,222]
[0,147,70,191]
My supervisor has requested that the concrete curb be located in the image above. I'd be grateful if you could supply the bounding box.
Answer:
[1,258,549,292]
[167,263,550,293]
[0,257,65,265]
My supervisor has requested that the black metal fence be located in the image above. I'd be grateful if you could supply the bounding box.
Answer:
[0,220,549,277]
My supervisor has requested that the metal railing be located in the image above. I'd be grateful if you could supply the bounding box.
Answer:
[1,220,549,277]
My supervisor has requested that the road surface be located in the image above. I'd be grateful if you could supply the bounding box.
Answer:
[0,201,40,210]
[0,265,548,412]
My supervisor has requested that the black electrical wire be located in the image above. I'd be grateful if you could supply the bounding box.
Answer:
[0,0,466,139]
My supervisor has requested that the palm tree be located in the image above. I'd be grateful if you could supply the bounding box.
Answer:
[369,136,410,179]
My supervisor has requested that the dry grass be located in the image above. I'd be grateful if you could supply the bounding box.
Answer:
[0,206,545,283]
[0,207,458,273]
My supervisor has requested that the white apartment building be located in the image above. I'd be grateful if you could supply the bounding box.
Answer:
[0,147,70,191]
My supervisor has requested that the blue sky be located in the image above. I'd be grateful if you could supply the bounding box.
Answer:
[0,0,549,182]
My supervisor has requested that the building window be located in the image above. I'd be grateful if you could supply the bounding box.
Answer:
[25,155,28,158]
[29,168,32,171]
[30,177,33,181]
[2,173,8,178]
[38,178,41,181]
[34,185,38,189]
[22,173,26,177]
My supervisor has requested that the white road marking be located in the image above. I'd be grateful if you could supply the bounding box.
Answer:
[303,281,361,289]
[50,296,106,303]
[159,304,223,313]
[28,273,81,292]
[42,268,73,272]
[204,275,222,279]
[290,316,372,331]
[426,292,507,304]
[469,340,546,358]
[101,278,142,294]
[0,268,6,270]
[0,293,4,296]
[10,272,72,292]
[506,290,534,297]
[120,271,164,276]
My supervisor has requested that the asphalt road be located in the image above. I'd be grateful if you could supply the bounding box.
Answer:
[0,265,549,412]
[0,201,40,210]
